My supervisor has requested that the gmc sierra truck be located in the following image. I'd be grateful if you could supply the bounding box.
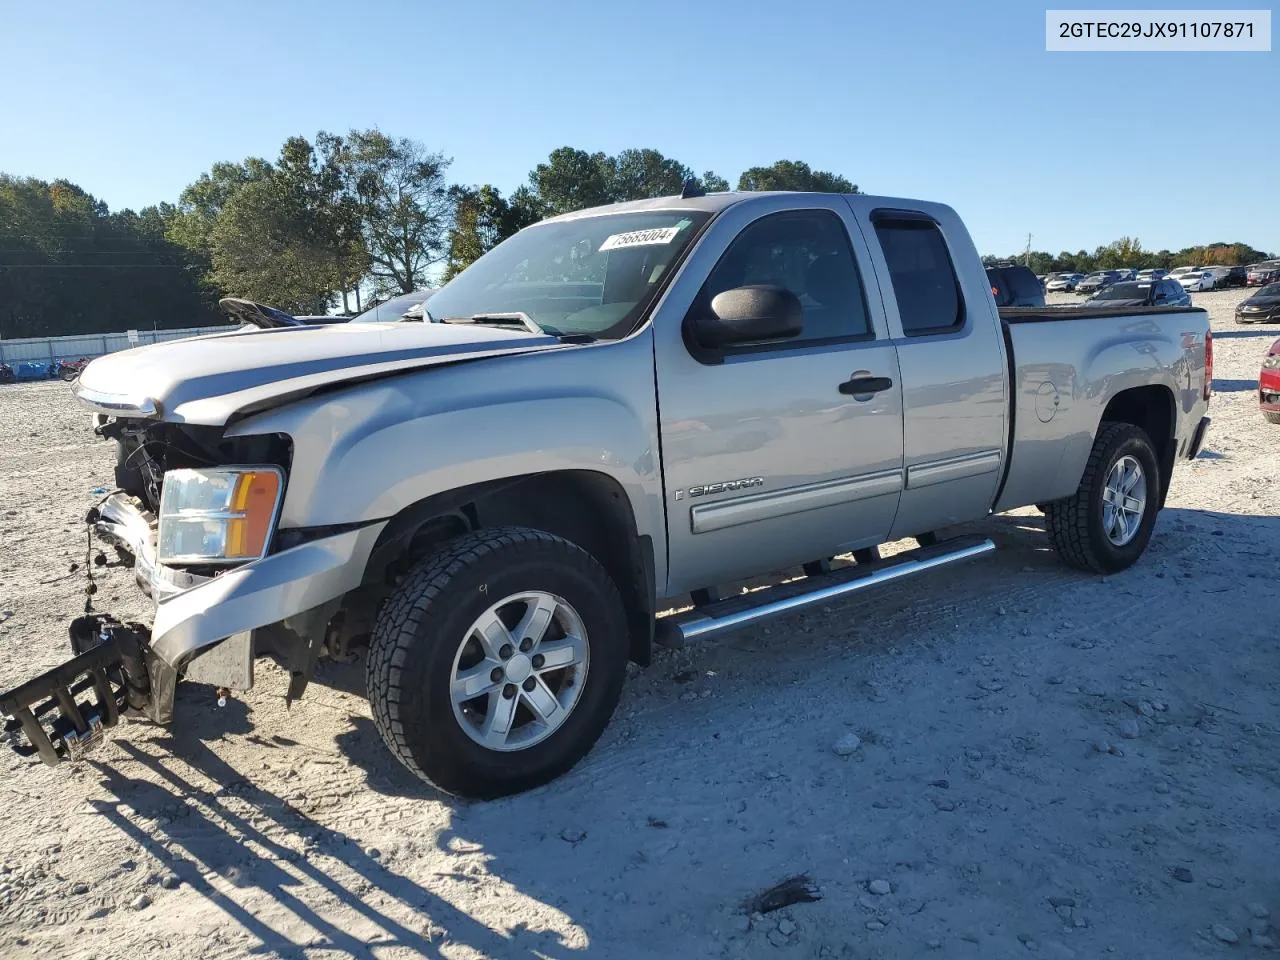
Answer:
[1,189,1212,799]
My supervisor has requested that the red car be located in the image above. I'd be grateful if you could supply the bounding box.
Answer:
[1262,338,1280,425]
[1248,262,1280,286]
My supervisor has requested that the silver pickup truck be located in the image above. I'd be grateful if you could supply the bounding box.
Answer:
[2,189,1212,799]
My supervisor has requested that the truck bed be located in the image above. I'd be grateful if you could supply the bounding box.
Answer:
[1000,304,1203,322]
[993,304,1211,513]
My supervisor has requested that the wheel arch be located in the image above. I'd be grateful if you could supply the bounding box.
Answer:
[360,470,656,666]
[1097,384,1176,507]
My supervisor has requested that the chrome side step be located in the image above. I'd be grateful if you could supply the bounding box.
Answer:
[654,535,995,649]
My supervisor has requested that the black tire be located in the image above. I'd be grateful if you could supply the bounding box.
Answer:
[366,526,629,799]
[61,368,78,382]
[1264,411,1280,425]
[1043,422,1162,574]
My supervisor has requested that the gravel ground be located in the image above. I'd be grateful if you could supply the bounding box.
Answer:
[0,288,1277,960]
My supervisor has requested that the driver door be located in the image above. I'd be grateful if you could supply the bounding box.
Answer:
[652,197,904,596]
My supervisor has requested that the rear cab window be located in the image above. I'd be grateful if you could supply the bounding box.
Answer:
[872,215,965,336]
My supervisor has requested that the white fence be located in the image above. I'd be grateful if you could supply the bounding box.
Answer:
[0,326,227,365]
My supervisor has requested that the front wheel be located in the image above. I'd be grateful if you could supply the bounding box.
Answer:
[1264,411,1280,425]
[1044,422,1162,574]
[366,526,630,799]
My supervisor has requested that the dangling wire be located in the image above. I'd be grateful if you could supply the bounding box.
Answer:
[83,523,96,614]
[82,487,121,614]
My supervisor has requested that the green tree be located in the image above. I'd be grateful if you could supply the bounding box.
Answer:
[698,170,730,193]
[0,174,217,337]
[526,147,733,216]
[208,174,346,313]
[529,147,615,216]
[608,148,693,201]
[335,130,453,295]
[736,160,857,193]
[442,184,538,281]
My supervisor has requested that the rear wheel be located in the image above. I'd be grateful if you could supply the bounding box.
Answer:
[1044,422,1161,574]
[366,526,629,799]
[1264,411,1280,425]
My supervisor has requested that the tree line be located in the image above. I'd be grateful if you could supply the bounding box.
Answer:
[0,132,857,336]
[984,235,1274,276]
[3,130,1273,338]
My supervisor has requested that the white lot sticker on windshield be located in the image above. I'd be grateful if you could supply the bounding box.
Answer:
[599,226,681,251]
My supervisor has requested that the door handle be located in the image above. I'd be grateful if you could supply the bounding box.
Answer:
[839,375,894,396]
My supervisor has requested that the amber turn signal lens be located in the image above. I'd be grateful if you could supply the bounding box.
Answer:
[225,470,281,560]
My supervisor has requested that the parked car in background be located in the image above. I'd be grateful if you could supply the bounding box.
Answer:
[1178,270,1216,292]
[1046,273,1084,292]
[1222,266,1249,288]
[1235,282,1280,323]
[986,263,1046,307]
[1135,268,1169,282]
[1203,266,1233,289]
[1247,262,1280,286]
[294,314,353,325]
[0,362,13,384]
[1089,279,1190,308]
[350,289,437,323]
[1113,268,1137,281]
[1075,271,1123,295]
[1260,338,1280,424]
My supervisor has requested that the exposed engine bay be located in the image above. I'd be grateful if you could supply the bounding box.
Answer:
[97,417,292,516]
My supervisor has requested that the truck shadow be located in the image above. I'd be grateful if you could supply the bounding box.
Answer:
[1211,378,1260,393]
[1207,327,1280,340]
[79,504,1278,958]
[86,706,586,959]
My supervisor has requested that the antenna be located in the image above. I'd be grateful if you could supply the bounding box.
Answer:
[1024,232,1032,265]
[680,177,705,199]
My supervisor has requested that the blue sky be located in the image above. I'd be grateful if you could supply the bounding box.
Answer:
[1,0,1275,256]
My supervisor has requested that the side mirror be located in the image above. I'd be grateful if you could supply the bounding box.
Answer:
[691,285,803,348]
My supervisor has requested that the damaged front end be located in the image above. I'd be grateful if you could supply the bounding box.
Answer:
[1,615,161,766]
[0,412,382,767]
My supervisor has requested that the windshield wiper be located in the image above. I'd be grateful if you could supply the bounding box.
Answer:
[438,312,595,343]
[440,312,545,334]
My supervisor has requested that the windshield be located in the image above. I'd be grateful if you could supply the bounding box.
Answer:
[423,210,711,340]
[350,290,434,324]
[1094,282,1148,300]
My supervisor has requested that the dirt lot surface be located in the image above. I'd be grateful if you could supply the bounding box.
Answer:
[1,288,1277,959]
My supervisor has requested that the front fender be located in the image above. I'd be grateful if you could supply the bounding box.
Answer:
[227,333,665,575]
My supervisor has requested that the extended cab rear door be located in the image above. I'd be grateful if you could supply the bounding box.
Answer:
[652,194,904,596]
[847,201,1009,538]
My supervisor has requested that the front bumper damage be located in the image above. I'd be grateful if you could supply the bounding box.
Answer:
[1,493,387,767]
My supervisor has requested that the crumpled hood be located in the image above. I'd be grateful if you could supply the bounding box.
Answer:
[74,321,565,425]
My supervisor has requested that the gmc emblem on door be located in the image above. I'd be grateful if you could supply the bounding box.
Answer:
[683,477,764,498]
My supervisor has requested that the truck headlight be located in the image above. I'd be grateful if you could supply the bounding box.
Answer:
[157,467,284,565]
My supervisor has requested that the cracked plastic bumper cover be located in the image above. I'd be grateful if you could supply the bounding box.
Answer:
[149,520,388,670]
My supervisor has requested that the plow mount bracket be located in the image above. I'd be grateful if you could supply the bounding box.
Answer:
[0,615,152,766]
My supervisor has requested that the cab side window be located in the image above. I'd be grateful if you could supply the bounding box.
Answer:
[701,210,872,345]
[873,216,965,335]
